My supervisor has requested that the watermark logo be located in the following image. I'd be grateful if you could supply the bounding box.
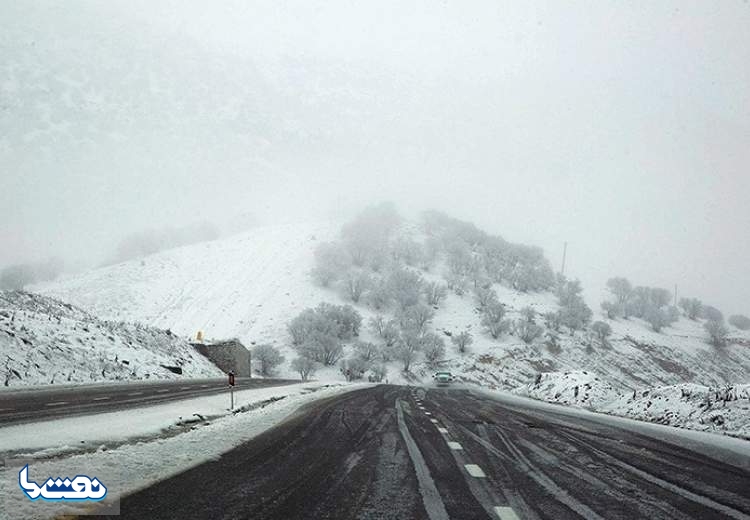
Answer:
[19,465,107,502]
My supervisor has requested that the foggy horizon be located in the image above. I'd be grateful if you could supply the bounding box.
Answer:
[1,0,748,315]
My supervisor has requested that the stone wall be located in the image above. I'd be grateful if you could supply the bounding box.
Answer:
[192,339,252,377]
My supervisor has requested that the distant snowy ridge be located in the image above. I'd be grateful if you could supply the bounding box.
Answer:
[0,291,222,387]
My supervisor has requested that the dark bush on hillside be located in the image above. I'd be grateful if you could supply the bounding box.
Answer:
[729,314,750,330]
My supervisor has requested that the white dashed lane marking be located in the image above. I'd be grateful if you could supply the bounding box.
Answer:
[494,506,521,520]
[425,412,432,416]
[447,442,463,450]
[45,402,68,407]
[0,408,15,412]
[92,396,110,401]
[128,392,143,396]
[201,385,210,388]
[430,419,438,423]
[156,389,169,393]
[464,464,486,478]
[180,386,192,390]
[437,427,448,434]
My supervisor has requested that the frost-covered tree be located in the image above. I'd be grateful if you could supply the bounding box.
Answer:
[520,306,536,323]
[394,330,423,371]
[606,277,633,309]
[556,277,592,332]
[423,281,448,306]
[352,341,379,362]
[679,297,703,320]
[253,344,285,376]
[515,320,543,344]
[481,301,511,339]
[422,333,446,367]
[366,277,391,310]
[450,331,473,354]
[387,267,424,310]
[729,314,750,330]
[474,286,498,309]
[396,303,435,334]
[704,319,728,347]
[391,237,424,267]
[290,357,317,381]
[591,321,612,344]
[342,269,372,303]
[341,356,370,381]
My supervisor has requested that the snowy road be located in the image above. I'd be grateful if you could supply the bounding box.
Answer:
[86,385,750,520]
[0,377,297,425]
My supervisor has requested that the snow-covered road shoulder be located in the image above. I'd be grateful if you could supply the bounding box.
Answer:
[0,381,368,519]
[0,381,361,457]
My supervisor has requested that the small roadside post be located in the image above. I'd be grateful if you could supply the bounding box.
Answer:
[228,371,235,410]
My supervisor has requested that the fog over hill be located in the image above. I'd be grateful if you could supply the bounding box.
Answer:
[2,1,749,316]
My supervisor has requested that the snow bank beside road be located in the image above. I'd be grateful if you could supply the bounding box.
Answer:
[513,371,750,440]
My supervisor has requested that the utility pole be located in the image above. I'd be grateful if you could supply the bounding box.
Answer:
[560,242,568,276]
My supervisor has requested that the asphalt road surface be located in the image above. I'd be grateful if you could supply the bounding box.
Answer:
[92,385,750,520]
[0,377,298,425]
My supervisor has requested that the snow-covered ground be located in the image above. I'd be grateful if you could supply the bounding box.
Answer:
[0,291,222,387]
[0,382,366,520]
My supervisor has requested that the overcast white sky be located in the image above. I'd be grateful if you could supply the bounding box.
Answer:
[1,0,748,313]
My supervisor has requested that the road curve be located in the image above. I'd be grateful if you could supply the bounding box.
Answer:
[88,385,750,520]
[0,377,299,425]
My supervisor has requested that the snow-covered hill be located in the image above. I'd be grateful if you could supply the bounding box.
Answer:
[26,215,750,437]
[0,291,222,387]
[34,222,337,349]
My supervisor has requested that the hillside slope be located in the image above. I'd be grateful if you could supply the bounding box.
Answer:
[34,222,336,347]
[0,291,222,387]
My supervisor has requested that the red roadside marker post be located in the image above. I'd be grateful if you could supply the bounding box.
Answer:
[228,371,235,410]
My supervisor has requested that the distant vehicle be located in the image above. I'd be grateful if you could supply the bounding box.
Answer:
[433,371,455,386]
